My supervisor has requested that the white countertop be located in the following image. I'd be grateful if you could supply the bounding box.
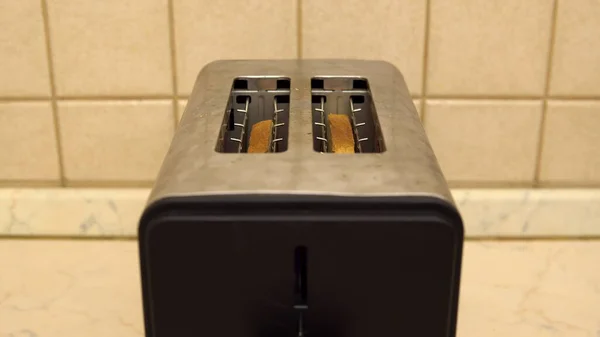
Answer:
[0,188,599,336]
[0,239,598,337]
[1,188,599,238]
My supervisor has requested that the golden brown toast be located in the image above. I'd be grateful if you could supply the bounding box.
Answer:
[328,114,355,153]
[247,120,273,153]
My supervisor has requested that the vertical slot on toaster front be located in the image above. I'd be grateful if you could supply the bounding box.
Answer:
[216,77,291,153]
[311,77,385,153]
[294,246,308,337]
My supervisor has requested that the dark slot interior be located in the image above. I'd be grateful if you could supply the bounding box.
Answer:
[226,109,235,131]
[294,246,308,306]
[311,78,324,90]
[277,79,291,90]
[216,77,291,153]
[351,95,365,104]
[311,95,326,104]
[294,246,308,337]
[235,95,251,104]
[311,77,385,153]
[277,95,290,104]
[233,79,248,90]
[353,79,369,90]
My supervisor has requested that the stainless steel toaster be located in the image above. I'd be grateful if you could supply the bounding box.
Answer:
[138,60,463,337]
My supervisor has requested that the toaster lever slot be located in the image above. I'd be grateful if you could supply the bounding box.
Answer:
[294,246,308,337]
[216,77,291,153]
[311,77,385,153]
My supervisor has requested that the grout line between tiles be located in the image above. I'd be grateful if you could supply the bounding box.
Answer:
[534,0,560,187]
[537,181,600,188]
[465,236,600,242]
[0,235,136,241]
[3,95,600,103]
[0,97,51,102]
[167,0,180,129]
[0,179,153,188]
[57,95,173,101]
[546,96,600,101]
[0,180,599,188]
[448,180,600,189]
[447,181,536,189]
[296,0,303,59]
[419,0,431,124]
[0,180,62,188]
[426,95,544,100]
[64,180,155,188]
[40,0,66,187]
[1,235,599,242]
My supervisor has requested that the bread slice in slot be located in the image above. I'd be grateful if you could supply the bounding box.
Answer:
[247,120,273,153]
[328,114,355,153]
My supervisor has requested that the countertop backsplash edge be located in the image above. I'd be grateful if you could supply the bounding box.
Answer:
[0,188,598,238]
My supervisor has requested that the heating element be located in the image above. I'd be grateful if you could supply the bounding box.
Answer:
[139,60,464,337]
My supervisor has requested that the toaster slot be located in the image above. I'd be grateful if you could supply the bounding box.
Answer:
[294,246,308,337]
[311,77,385,153]
[216,77,290,153]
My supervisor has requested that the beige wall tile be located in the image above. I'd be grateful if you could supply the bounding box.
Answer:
[177,100,188,123]
[302,0,426,95]
[428,0,553,96]
[413,99,422,118]
[0,1,51,96]
[174,0,297,95]
[549,0,600,96]
[47,0,172,96]
[540,101,600,184]
[0,102,60,181]
[425,100,542,183]
[58,100,173,182]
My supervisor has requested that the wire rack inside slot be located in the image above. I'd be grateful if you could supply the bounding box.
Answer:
[216,77,290,153]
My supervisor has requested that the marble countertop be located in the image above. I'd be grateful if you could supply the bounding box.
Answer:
[0,239,598,337]
[0,188,599,336]
[0,188,599,238]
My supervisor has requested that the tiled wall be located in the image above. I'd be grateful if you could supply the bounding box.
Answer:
[1,0,599,188]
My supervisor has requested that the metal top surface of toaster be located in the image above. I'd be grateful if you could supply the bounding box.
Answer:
[148,60,452,204]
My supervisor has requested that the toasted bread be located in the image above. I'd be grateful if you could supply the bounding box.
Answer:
[247,120,273,153]
[328,114,355,153]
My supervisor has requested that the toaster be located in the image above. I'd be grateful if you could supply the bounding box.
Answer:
[138,60,463,337]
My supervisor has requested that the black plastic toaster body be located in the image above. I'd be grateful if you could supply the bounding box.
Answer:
[139,60,464,337]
